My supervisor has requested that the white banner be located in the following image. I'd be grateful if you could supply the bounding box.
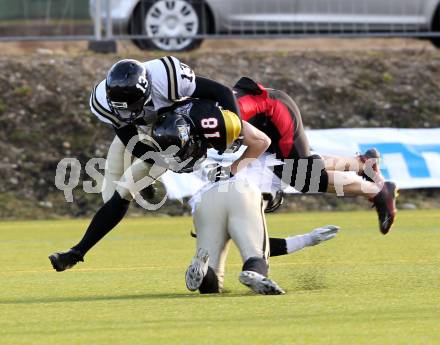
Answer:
[160,128,440,199]
[307,128,440,189]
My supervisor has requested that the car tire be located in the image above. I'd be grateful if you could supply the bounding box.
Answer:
[431,37,440,48]
[130,0,206,51]
[431,4,440,48]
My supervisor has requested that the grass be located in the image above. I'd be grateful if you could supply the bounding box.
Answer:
[0,210,439,345]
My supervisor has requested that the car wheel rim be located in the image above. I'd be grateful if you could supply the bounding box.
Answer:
[145,0,199,51]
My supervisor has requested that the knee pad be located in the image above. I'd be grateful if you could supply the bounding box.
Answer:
[242,257,268,277]
[199,266,220,294]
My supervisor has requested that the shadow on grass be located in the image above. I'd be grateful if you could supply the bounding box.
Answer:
[0,290,257,304]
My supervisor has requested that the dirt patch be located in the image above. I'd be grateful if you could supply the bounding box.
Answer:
[0,45,439,219]
[0,37,435,56]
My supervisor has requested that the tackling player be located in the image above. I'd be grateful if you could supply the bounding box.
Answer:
[233,77,398,234]
[49,58,269,271]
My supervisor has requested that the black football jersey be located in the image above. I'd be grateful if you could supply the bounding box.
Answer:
[173,99,242,153]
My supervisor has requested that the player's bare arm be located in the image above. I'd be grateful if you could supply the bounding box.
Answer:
[230,121,271,175]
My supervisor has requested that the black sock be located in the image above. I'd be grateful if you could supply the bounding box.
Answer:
[199,266,220,294]
[242,257,268,277]
[268,238,288,257]
[72,192,130,256]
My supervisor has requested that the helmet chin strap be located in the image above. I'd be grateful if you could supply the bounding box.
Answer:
[127,111,139,124]
[144,94,152,105]
[181,114,195,128]
[124,96,153,123]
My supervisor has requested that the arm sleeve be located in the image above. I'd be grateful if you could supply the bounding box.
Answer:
[154,56,196,102]
[192,76,241,116]
[114,125,156,165]
[172,56,196,98]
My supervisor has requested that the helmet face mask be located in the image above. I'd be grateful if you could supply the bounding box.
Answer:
[108,95,151,123]
[152,114,190,152]
[152,113,207,173]
[176,136,207,172]
[105,59,152,124]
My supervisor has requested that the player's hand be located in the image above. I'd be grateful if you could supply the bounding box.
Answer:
[309,225,340,246]
[207,164,234,183]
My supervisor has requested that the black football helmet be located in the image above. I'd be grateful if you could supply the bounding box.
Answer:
[105,59,152,123]
[152,113,207,173]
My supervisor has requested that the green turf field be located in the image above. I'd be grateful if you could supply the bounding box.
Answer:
[1,210,439,345]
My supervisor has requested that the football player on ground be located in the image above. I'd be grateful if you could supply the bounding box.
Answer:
[49,58,269,272]
[184,157,339,295]
[232,77,398,234]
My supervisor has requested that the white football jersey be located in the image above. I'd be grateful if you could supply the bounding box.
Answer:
[89,56,196,128]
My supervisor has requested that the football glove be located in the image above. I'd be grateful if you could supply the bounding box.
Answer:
[207,164,234,183]
[309,225,340,246]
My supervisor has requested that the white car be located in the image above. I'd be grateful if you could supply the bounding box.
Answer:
[90,0,440,51]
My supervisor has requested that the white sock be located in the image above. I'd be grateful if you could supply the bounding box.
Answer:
[286,234,313,254]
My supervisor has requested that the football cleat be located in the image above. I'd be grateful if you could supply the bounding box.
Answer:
[309,225,340,246]
[371,181,398,234]
[239,271,285,295]
[358,148,382,182]
[185,248,209,291]
[49,248,84,272]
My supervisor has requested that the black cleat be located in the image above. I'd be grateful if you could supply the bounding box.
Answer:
[358,148,382,182]
[371,181,398,235]
[49,249,84,272]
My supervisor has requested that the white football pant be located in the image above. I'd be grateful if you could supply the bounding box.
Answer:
[192,179,270,289]
[102,135,164,202]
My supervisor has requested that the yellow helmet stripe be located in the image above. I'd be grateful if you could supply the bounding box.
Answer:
[221,109,242,148]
